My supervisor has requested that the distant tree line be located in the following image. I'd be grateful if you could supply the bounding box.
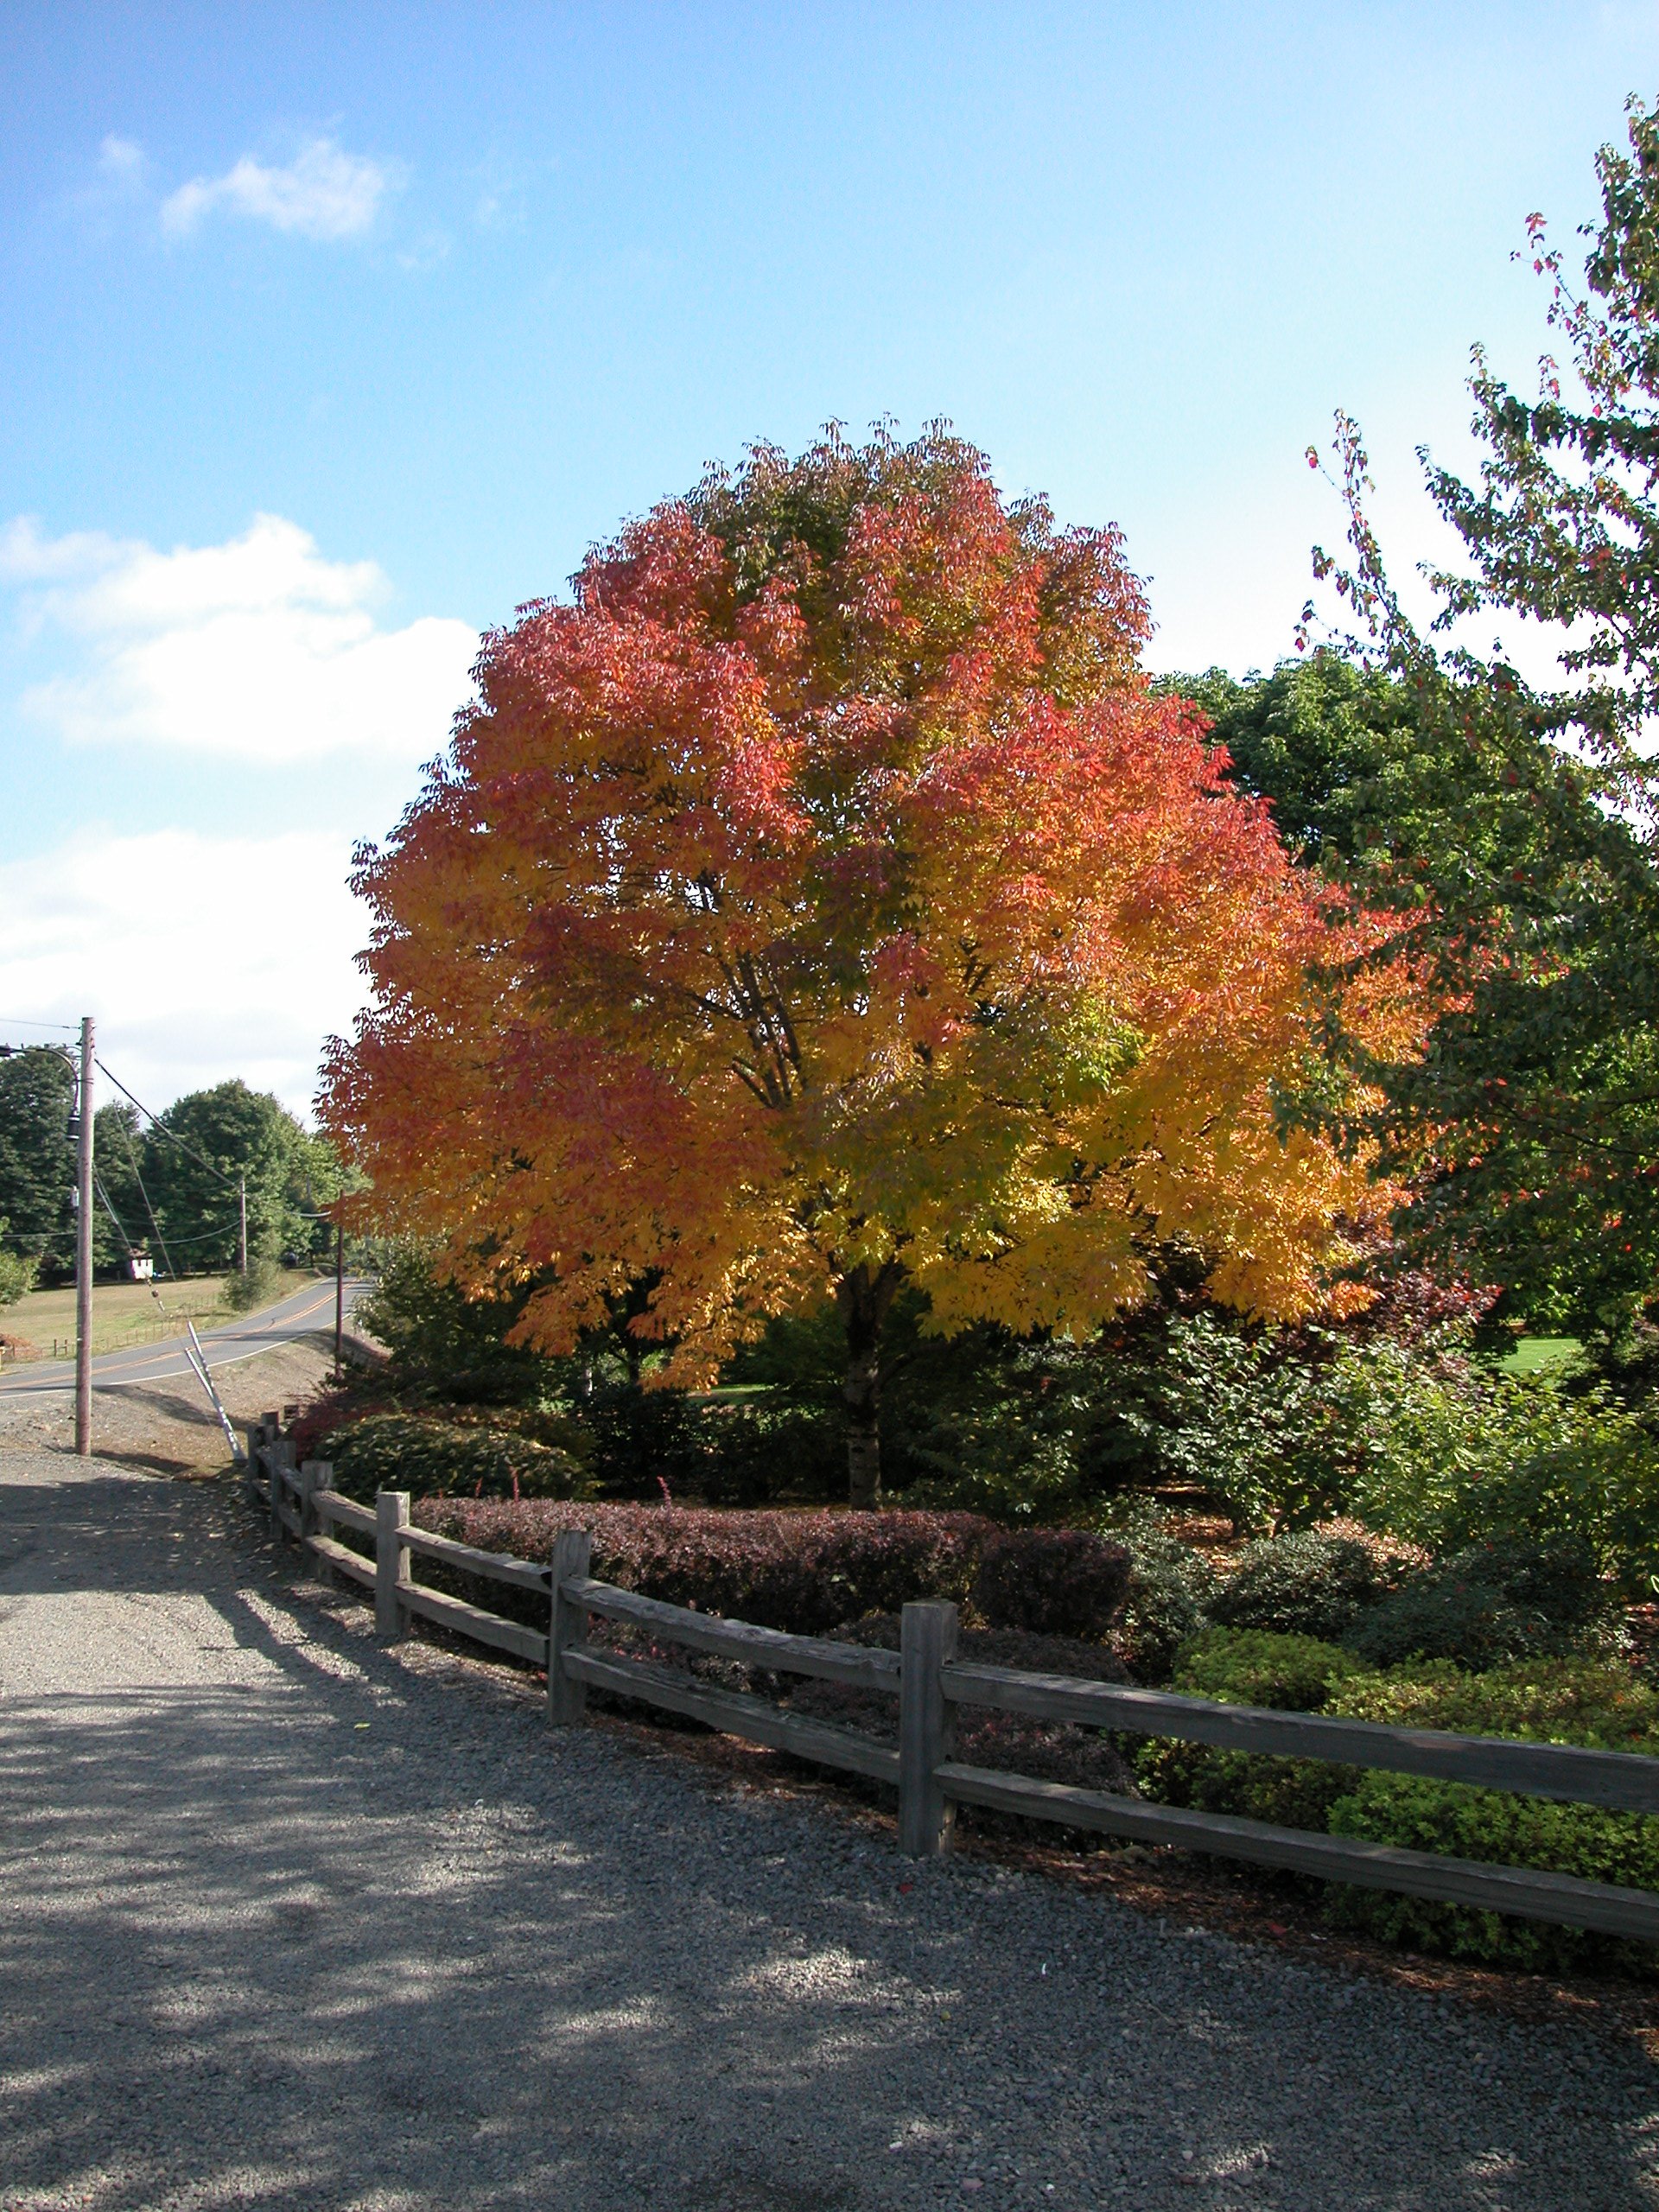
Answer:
[0,1057,345,1284]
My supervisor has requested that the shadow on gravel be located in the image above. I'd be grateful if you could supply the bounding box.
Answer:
[1,1465,1656,2211]
[0,1664,882,2210]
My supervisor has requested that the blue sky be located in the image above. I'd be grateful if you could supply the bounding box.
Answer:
[1,1,1655,1113]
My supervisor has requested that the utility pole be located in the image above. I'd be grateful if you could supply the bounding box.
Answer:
[238,1176,247,1276]
[334,1219,345,1382]
[74,1015,93,1458]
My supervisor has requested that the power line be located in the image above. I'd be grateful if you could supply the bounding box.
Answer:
[93,1174,139,1255]
[115,1109,178,1279]
[95,1060,240,1185]
[0,1017,79,1033]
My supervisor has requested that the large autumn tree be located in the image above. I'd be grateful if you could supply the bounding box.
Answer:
[326,428,1421,1503]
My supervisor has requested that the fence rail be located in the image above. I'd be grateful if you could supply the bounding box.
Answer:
[244,1421,1659,1946]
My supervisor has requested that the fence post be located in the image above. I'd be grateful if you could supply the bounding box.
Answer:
[255,1412,278,1504]
[899,1599,959,1857]
[548,1530,593,1724]
[269,1438,295,1538]
[297,1459,325,1541]
[376,1490,411,1638]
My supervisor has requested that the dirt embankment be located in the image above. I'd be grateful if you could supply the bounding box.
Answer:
[0,1335,339,1476]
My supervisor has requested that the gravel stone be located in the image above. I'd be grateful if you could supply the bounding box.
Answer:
[2,1448,1656,2210]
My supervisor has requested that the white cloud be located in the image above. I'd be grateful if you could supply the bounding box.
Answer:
[160,138,398,243]
[0,828,367,1117]
[3,513,477,764]
[97,136,147,189]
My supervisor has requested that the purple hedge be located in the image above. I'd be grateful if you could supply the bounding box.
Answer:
[410,1499,1130,1642]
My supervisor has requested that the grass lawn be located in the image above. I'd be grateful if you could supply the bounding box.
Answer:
[0,1269,319,1358]
[1499,1334,1583,1374]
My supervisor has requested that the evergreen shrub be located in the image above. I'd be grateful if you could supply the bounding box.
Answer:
[1343,1537,1618,1672]
[1134,1629,1373,1832]
[1098,1508,1218,1681]
[1209,1530,1389,1642]
[1323,1659,1659,1972]
[328,1414,590,1503]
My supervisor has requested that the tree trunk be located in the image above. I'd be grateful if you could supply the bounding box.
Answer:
[838,1262,900,1510]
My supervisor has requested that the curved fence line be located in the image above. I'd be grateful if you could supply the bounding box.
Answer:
[245,1420,1659,1946]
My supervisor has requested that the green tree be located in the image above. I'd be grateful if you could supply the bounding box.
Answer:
[1423,97,1659,778]
[144,1081,335,1274]
[91,1100,154,1272]
[0,1221,37,1306]
[283,1124,348,1262]
[1175,652,1599,890]
[1177,647,1659,1338]
[1274,105,1659,1343]
[0,1048,76,1277]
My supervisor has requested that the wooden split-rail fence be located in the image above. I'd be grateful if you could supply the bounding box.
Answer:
[246,1417,1659,1944]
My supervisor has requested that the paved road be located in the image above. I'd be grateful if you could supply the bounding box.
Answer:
[0,1277,370,1397]
[1,1451,1654,2211]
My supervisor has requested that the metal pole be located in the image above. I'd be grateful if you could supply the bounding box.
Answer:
[238,1176,247,1276]
[74,1016,93,1458]
[334,1220,345,1381]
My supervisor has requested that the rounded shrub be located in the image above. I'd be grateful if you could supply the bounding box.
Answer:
[1134,1627,1374,1831]
[1343,1536,1616,1672]
[1173,1625,1375,1713]
[1325,1651,1659,1750]
[973,1527,1132,1641]
[1101,1514,1218,1682]
[1209,1529,1388,1642]
[327,1413,589,1503]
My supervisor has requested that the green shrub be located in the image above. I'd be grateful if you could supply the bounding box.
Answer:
[327,1414,591,1503]
[352,1245,567,1406]
[1325,1777,1659,1973]
[1343,1537,1618,1672]
[219,1255,285,1314]
[1322,1659,1659,1973]
[1325,1652,1659,1751]
[0,1223,37,1308]
[1173,1626,1375,1711]
[1210,1530,1389,1642]
[1337,1343,1659,1592]
[685,1397,847,1508]
[1096,1508,1217,1681]
[1134,1629,1373,1831]
[1136,1642,1659,1974]
[1150,1313,1354,1529]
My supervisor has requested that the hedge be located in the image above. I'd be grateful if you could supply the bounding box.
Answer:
[972,1527,1132,1641]
[1323,1659,1659,1973]
[401,1499,1130,1644]
[413,1499,988,1637]
[1133,1630,1659,1973]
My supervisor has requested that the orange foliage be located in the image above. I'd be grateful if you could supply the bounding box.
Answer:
[323,432,1428,1389]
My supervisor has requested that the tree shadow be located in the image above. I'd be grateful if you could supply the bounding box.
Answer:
[1,1471,1655,2211]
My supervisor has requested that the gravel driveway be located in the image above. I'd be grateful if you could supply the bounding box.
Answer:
[2,1450,1654,2212]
